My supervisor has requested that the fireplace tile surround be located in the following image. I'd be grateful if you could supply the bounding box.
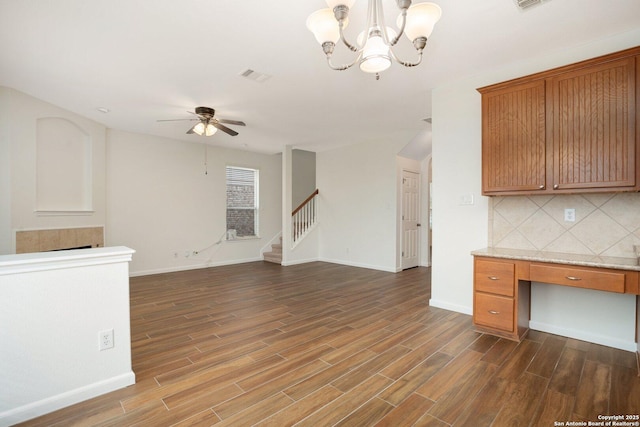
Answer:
[16,227,104,253]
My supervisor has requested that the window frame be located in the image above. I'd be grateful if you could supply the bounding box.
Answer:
[225,165,260,239]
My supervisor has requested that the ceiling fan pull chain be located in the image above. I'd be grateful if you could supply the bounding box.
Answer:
[204,145,208,175]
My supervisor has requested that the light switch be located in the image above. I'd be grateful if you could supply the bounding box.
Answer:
[459,194,474,205]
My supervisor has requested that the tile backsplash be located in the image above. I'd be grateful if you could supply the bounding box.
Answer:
[489,193,640,258]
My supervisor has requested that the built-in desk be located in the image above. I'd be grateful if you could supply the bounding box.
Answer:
[471,248,640,374]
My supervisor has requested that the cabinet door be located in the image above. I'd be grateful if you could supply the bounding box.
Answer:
[549,57,636,190]
[481,80,546,194]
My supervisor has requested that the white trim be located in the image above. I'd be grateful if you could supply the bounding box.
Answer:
[318,257,398,273]
[281,256,320,266]
[428,299,473,315]
[129,256,263,277]
[0,246,134,275]
[0,371,135,427]
[34,210,95,216]
[529,320,637,352]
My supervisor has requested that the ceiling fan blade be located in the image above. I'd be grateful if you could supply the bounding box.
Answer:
[218,119,246,126]
[186,124,197,134]
[157,118,199,122]
[213,122,239,136]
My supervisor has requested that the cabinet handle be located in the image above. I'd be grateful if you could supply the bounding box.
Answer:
[565,276,582,281]
[538,185,545,190]
[488,310,500,315]
[553,184,559,189]
[487,276,499,281]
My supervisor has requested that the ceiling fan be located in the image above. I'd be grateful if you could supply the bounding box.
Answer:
[158,106,246,137]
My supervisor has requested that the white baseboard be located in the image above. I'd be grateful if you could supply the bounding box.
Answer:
[129,257,263,277]
[429,299,473,316]
[0,372,135,427]
[281,257,319,266]
[529,321,636,352]
[318,257,398,273]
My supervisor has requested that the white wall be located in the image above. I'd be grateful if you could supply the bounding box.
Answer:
[0,247,135,426]
[106,129,282,275]
[431,30,640,342]
[0,87,10,254]
[431,82,488,314]
[292,149,316,208]
[317,138,406,272]
[0,88,107,253]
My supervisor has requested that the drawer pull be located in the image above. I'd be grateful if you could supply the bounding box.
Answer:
[488,310,500,315]
[565,276,582,281]
[487,276,500,281]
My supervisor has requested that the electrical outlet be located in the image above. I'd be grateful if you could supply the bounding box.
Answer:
[99,329,114,351]
[564,208,576,222]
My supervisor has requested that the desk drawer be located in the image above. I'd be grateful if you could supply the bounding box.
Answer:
[475,259,515,296]
[530,264,625,293]
[474,293,514,332]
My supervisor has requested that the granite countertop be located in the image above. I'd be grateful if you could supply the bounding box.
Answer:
[471,247,640,272]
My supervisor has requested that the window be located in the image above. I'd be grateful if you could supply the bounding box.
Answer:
[226,166,259,238]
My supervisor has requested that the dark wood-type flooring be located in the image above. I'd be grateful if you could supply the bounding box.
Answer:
[19,261,640,426]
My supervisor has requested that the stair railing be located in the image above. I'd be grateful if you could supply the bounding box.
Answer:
[292,189,319,244]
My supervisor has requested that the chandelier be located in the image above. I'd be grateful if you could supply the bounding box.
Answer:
[306,0,442,78]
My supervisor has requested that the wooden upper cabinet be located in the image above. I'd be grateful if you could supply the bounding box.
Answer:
[479,46,640,196]
[481,80,546,193]
[549,57,636,191]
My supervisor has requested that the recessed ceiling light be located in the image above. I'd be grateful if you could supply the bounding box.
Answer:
[96,107,110,113]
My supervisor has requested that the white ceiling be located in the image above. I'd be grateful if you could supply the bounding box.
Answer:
[1,0,639,155]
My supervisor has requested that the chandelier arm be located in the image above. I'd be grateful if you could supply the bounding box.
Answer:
[326,52,362,71]
[389,47,424,68]
[390,10,407,47]
[338,21,359,53]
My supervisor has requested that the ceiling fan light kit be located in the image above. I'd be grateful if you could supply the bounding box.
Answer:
[191,122,217,136]
[306,0,442,78]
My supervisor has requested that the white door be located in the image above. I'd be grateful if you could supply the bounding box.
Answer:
[401,170,420,269]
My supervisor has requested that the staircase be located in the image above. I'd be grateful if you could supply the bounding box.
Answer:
[263,236,282,264]
[263,189,319,265]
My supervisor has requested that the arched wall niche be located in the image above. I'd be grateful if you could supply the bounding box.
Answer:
[36,117,92,212]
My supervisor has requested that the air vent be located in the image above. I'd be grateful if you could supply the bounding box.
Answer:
[239,68,271,83]
[515,0,543,9]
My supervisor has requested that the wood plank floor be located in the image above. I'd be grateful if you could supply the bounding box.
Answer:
[18,261,640,427]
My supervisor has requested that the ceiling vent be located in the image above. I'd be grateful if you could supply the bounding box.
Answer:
[239,69,271,83]
[515,0,544,9]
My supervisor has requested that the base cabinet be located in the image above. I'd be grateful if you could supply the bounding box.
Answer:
[473,257,530,341]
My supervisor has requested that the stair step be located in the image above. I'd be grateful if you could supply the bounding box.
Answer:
[263,252,282,264]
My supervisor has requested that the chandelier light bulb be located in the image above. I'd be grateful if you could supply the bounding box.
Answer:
[400,2,442,41]
[306,8,341,44]
[357,27,397,74]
